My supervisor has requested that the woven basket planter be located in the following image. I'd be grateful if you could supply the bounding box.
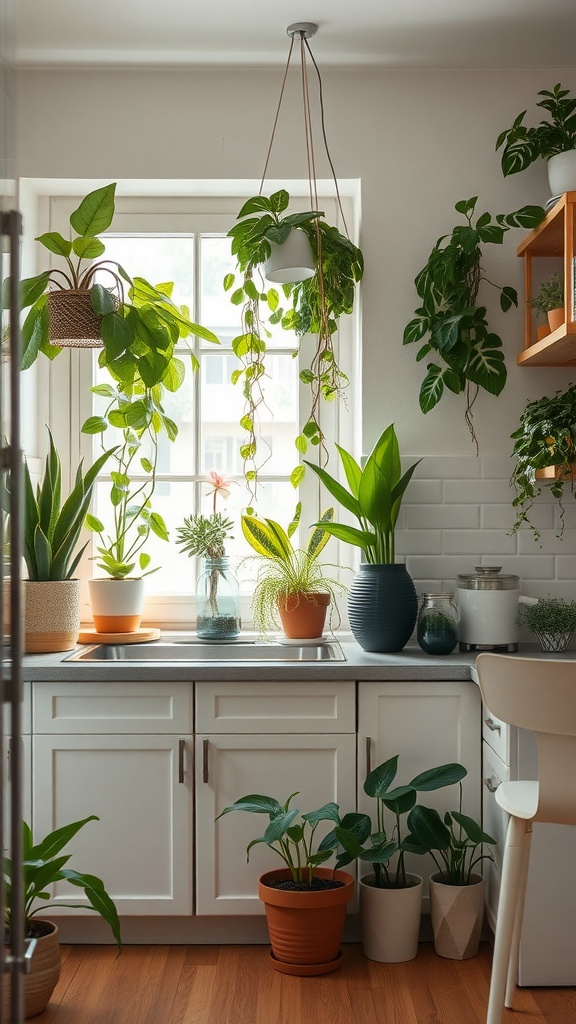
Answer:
[47,289,117,348]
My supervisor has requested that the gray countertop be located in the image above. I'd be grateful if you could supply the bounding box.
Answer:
[21,634,569,684]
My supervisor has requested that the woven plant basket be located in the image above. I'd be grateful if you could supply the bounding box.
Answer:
[47,289,117,349]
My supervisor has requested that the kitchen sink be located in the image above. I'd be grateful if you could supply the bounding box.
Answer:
[64,639,346,663]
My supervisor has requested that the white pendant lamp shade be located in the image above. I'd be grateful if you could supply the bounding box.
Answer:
[264,229,316,284]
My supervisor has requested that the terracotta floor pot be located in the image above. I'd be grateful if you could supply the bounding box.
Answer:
[277,591,330,639]
[258,867,354,975]
[24,580,80,653]
[3,921,61,1019]
[359,873,423,963]
[429,873,484,960]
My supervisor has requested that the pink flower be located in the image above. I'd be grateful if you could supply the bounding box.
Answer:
[204,470,237,512]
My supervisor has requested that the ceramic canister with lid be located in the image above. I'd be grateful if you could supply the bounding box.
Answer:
[456,566,520,652]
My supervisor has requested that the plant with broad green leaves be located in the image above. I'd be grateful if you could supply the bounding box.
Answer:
[403,197,545,451]
[224,189,363,495]
[216,791,368,888]
[529,272,564,314]
[304,424,420,564]
[241,505,347,634]
[496,83,576,177]
[4,816,121,949]
[23,428,116,582]
[407,773,496,886]
[332,755,467,889]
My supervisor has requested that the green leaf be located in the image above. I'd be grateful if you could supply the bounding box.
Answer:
[410,762,467,791]
[149,512,169,542]
[69,183,117,237]
[419,364,444,414]
[34,232,72,258]
[72,236,106,260]
[290,465,305,489]
[364,755,398,799]
[81,416,108,435]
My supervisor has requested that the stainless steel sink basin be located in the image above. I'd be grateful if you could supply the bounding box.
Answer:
[64,639,346,663]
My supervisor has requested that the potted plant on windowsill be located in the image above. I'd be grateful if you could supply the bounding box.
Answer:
[22,429,116,652]
[305,423,421,653]
[332,755,466,964]
[520,596,576,652]
[216,791,366,975]
[3,816,121,1018]
[224,189,363,494]
[510,382,576,541]
[529,271,564,334]
[408,770,496,960]
[496,83,576,196]
[240,505,347,639]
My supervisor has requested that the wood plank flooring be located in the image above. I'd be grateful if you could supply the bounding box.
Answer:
[32,943,576,1024]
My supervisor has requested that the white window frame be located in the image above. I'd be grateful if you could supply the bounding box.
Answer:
[19,179,362,627]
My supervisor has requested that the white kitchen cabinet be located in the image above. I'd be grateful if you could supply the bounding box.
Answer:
[357,680,481,905]
[32,681,193,916]
[3,682,31,837]
[195,680,357,915]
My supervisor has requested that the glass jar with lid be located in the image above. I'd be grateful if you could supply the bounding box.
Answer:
[417,593,458,655]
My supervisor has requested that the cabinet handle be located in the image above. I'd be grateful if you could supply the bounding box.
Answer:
[484,717,501,734]
[178,739,186,784]
[7,739,10,782]
[484,775,499,793]
[366,737,372,776]
[202,738,209,784]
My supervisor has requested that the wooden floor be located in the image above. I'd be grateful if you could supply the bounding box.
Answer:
[32,942,576,1024]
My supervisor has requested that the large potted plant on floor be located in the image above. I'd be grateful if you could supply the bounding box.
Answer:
[334,755,466,964]
[225,189,363,494]
[216,791,366,975]
[3,816,121,1018]
[496,83,576,195]
[305,423,420,652]
[408,770,496,960]
[241,505,347,638]
[23,429,115,652]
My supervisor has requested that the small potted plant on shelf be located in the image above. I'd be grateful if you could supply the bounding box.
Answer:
[496,83,576,195]
[3,816,121,1018]
[529,271,564,334]
[305,423,421,653]
[333,755,466,964]
[240,504,347,639]
[520,596,576,652]
[216,791,366,975]
[176,470,240,640]
[510,383,576,540]
[22,429,116,653]
[224,189,363,493]
[408,770,496,960]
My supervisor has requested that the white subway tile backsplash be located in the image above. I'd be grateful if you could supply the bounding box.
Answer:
[481,503,555,531]
[405,504,480,529]
[478,555,556,579]
[554,502,576,530]
[414,456,481,480]
[407,555,476,580]
[404,479,443,504]
[395,530,442,555]
[556,555,576,579]
[443,479,515,504]
[517,529,576,555]
[443,530,517,555]
[480,456,513,479]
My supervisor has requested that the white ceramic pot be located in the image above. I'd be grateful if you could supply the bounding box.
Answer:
[547,150,576,196]
[264,228,315,284]
[359,873,423,963]
[88,578,145,633]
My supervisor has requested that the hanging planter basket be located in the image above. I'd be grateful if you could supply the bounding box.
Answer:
[47,289,118,349]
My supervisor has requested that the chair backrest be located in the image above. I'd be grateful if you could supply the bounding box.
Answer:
[476,653,576,825]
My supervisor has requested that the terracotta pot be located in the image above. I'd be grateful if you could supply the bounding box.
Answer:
[24,579,80,653]
[429,873,484,960]
[258,867,354,975]
[277,591,330,639]
[359,872,423,963]
[536,323,551,341]
[88,577,145,632]
[547,306,564,332]
[3,921,61,1019]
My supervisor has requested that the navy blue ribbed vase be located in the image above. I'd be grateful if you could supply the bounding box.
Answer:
[347,563,418,653]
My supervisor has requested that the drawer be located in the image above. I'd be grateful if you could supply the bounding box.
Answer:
[482,740,510,930]
[33,681,193,733]
[196,680,356,733]
[482,706,513,766]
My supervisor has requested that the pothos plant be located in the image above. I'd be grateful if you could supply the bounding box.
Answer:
[224,189,363,495]
[403,197,545,452]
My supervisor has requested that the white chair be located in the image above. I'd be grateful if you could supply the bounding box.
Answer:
[476,653,576,1024]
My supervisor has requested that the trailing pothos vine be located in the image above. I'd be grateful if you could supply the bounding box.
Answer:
[224,190,363,497]
[403,197,544,452]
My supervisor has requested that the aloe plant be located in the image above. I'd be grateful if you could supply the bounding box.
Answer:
[24,429,116,581]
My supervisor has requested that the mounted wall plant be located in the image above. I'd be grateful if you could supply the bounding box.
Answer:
[496,83,576,194]
[224,189,363,494]
[403,197,545,452]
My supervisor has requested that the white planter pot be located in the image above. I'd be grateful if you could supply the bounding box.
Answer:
[88,578,145,633]
[264,228,315,284]
[547,150,576,196]
[24,580,80,653]
[359,873,423,963]
[429,873,484,960]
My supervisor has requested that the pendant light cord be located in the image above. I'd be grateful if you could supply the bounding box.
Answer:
[259,37,295,195]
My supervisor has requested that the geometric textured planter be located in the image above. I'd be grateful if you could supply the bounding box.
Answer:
[3,921,61,1019]
[347,563,418,653]
[24,580,80,653]
[258,867,354,974]
[359,872,423,963]
[429,873,484,960]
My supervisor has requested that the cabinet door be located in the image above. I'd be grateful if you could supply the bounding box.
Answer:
[482,740,509,933]
[33,733,193,916]
[195,733,356,915]
[357,681,481,901]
